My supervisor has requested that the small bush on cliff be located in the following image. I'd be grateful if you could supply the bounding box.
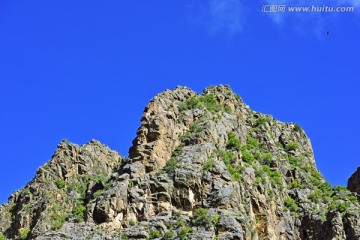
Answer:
[214,149,235,164]
[293,124,302,132]
[226,132,241,151]
[201,94,222,113]
[55,179,65,189]
[285,142,299,152]
[164,158,178,172]
[179,97,201,111]
[254,117,267,127]
[224,105,233,114]
[241,151,254,164]
[288,155,299,166]
[163,231,174,240]
[148,229,161,239]
[247,135,260,147]
[180,122,203,143]
[192,208,212,227]
[72,200,86,222]
[18,228,30,240]
[284,197,298,212]
[93,189,105,198]
[67,181,87,199]
[261,152,272,165]
[178,226,191,240]
[172,146,184,157]
[178,94,223,114]
[330,201,350,214]
[50,202,67,230]
[120,233,129,240]
[203,158,214,172]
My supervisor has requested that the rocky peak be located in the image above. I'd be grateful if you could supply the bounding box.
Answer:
[0,139,123,239]
[1,85,360,240]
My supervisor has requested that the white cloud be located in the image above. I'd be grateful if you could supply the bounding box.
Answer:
[188,0,246,35]
[262,0,359,37]
[187,0,358,36]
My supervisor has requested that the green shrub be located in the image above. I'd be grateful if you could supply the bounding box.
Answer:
[164,158,178,173]
[333,186,348,192]
[67,181,87,198]
[276,141,284,149]
[179,97,201,111]
[293,124,302,132]
[255,167,268,184]
[309,189,322,203]
[72,201,86,222]
[224,105,233,114]
[226,132,241,151]
[241,151,254,164]
[128,180,133,188]
[93,189,105,198]
[9,203,17,212]
[261,153,272,165]
[176,220,187,228]
[120,233,129,240]
[330,201,350,214]
[288,155,299,166]
[270,170,282,186]
[192,208,212,227]
[163,231,174,240]
[284,197,298,212]
[18,228,30,240]
[201,94,222,113]
[178,226,191,240]
[0,233,7,240]
[172,146,184,157]
[86,174,109,186]
[203,158,214,172]
[320,182,332,193]
[226,164,242,182]
[129,219,136,226]
[213,213,220,227]
[246,136,260,149]
[215,150,235,164]
[50,213,66,230]
[148,229,161,239]
[285,142,299,152]
[180,122,203,142]
[290,180,302,189]
[50,202,67,230]
[310,177,322,189]
[55,179,65,189]
[254,117,267,127]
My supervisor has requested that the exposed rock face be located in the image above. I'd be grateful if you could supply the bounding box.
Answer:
[348,167,360,195]
[1,85,360,240]
[0,140,123,239]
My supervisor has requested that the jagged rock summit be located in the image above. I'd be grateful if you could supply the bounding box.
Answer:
[1,85,360,240]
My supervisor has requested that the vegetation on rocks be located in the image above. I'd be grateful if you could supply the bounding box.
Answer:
[1,85,360,240]
[192,208,212,227]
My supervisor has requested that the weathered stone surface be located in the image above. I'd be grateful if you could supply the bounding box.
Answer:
[348,167,360,195]
[1,85,360,239]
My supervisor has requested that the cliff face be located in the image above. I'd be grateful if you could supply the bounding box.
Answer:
[1,85,360,240]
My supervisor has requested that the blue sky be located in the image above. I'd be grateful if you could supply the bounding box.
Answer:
[0,0,359,204]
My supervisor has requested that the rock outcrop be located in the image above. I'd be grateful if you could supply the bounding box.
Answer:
[1,85,359,240]
[348,167,360,196]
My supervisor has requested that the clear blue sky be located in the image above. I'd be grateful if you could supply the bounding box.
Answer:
[0,0,359,204]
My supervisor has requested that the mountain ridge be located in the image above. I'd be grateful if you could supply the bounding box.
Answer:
[1,85,359,240]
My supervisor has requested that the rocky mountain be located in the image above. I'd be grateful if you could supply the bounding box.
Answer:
[1,85,360,240]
